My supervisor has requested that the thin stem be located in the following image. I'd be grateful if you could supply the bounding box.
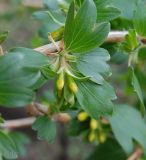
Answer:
[35,31,146,55]
[0,45,4,56]
[48,34,61,52]
[128,148,143,160]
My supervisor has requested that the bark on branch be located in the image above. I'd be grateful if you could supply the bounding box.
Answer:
[34,31,130,55]
[34,31,146,55]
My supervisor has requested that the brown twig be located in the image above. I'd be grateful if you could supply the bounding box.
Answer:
[0,45,4,56]
[0,113,71,129]
[0,117,36,129]
[35,31,146,55]
[128,147,143,160]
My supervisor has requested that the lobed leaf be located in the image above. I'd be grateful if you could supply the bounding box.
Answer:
[76,48,111,84]
[32,116,56,143]
[76,80,116,119]
[64,0,110,53]
[109,105,146,154]
[0,47,51,107]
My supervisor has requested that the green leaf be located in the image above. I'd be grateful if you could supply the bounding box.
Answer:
[32,116,56,143]
[0,131,18,159]
[0,47,50,107]
[76,80,116,119]
[44,10,65,26]
[32,10,65,38]
[108,104,146,154]
[0,47,50,89]
[94,0,121,23]
[64,0,110,53]
[86,138,127,160]
[96,7,121,23]
[76,48,111,84]
[0,31,8,44]
[111,0,137,19]
[0,85,34,107]
[43,0,71,10]
[41,64,57,79]
[121,29,139,52]
[131,69,145,115]
[9,131,30,156]
[94,0,111,8]
[133,0,146,37]
[43,0,59,9]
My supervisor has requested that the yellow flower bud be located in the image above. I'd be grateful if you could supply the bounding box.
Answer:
[90,119,99,130]
[69,81,78,93]
[99,132,107,143]
[56,72,64,90]
[88,131,96,142]
[67,75,78,94]
[77,112,88,122]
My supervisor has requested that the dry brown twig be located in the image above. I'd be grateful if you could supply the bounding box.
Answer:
[128,148,143,160]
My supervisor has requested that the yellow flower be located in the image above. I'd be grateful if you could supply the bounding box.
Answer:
[67,75,78,94]
[69,81,78,93]
[88,131,96,142]
[90,119,99,130]
[99,132,107,143]
[77,112,88,122]
[56,72,64,90]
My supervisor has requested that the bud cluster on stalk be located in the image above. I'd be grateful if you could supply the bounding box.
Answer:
[77,111,107,144]
[51,50,78,107]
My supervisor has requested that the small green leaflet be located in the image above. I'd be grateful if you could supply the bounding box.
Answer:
[32,116,56,143]
[131,68,145,115]
[0,31,8,44]
[121,29,139,53]
[0,131,18,159]
[76,48,111,84]
[133,0,146,37]
[86,138,127,160]
[64,0,110,53]
[9,131,30,156]
[108,104,146,154]
[76,80,116,119]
